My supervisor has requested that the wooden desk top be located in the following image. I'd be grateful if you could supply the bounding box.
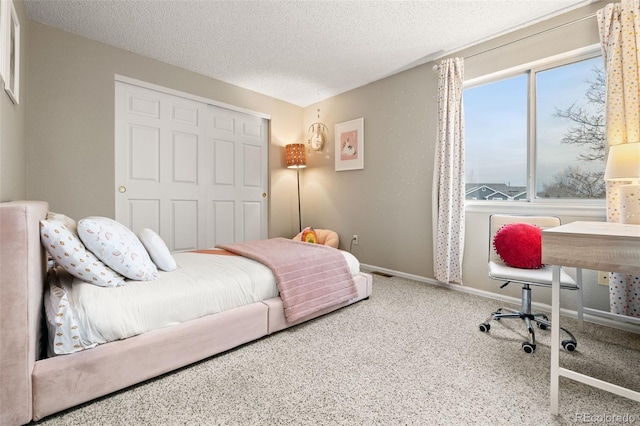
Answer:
[542,221,640,274]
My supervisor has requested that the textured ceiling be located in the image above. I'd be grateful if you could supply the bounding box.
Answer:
[25,0,595,107]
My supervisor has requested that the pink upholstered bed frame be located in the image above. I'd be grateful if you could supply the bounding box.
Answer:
[0,201,372,425]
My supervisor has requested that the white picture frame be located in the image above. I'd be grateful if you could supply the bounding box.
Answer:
[2,0,19,104]
[335,117,364,171]
[0,0,7,85]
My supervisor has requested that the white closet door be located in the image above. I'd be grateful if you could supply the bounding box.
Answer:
[205,105,268,247]
[115,81,268,251]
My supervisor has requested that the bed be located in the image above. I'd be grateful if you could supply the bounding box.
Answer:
[0,200,372,425]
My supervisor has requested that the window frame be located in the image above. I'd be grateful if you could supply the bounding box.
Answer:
[464,43,605,212]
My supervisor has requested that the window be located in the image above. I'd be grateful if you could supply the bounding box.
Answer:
[464,49,605,201]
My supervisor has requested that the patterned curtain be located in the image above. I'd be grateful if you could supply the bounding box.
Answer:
[597,0,640,316]
[433,58,465,284]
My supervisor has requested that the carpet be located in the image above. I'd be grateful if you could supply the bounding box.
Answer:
[37,275,640,425]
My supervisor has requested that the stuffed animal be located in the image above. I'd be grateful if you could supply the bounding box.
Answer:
[293,228,339,248]
[301,227,318,244]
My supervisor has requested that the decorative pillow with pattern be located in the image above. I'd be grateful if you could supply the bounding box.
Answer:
[138,228,177,272]
[46,211,77,233]
[40,213,125,287]
[44,267,97,356]
[78,216,158,281]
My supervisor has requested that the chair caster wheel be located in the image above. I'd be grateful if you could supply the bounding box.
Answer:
[522,342,536,354]
[479,323,491,332]
[562,340,577,352]
[538,323,548,330]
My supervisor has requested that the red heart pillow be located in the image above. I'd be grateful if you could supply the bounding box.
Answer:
[493,222,543,269]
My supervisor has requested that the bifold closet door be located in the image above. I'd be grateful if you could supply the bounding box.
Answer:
[205,105,268,248]
[115,81,268,251]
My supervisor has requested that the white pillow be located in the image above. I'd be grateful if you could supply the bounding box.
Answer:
[78,217,158,281]
[40,214,125,288]
[137,228,177,272]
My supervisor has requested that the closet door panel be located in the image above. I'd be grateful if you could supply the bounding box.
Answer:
[211,200,235,246]
[116,82,205,251]
[116,80,268,251]
[213,139,235,186]
[128,125,160,181]
[206,105,268,247]
[243,145,262,187]
[172,131,199,184]
[243,201,263,242]
[128,199,161,235]
[171,200,199,251]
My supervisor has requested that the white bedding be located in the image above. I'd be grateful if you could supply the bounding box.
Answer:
[45,249,360,355]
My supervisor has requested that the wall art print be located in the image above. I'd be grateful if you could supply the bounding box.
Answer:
[1,0,19,104]
[335,117,364,171]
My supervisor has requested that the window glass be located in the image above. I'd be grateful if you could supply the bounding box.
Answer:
[535,57,605,199]
[464,52,605,201]
[464,75,528,201]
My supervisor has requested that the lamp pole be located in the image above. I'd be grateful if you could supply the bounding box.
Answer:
[285,143,306,234]
[296,166,302,233]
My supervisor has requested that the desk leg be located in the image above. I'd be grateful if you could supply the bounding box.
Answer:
[550,264,561,415]
[576,268,584,332]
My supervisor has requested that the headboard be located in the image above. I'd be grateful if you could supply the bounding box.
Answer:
[0,200,48,425]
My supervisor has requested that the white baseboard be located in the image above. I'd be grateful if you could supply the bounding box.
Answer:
[360,263,640,334]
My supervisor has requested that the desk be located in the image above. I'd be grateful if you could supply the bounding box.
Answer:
[542,221,640,415]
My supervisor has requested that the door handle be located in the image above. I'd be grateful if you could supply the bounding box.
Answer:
[118,186,127,193]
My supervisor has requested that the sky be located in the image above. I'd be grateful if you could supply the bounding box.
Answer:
[464,56,604,195]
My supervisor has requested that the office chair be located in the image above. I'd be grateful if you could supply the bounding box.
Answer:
[479,214,583,354]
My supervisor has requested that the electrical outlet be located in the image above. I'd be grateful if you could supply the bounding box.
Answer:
[598,271,610,286]
[352,234,358,245]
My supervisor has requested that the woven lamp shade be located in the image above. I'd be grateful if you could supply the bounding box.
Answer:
[285,144,307,169]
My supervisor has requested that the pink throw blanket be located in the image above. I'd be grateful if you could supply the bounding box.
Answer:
[217,238,358,323]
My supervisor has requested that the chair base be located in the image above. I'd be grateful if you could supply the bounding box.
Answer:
[479,284,577,354]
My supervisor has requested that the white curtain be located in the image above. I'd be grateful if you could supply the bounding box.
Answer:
[597,0,640,316]
[433,58,465,284]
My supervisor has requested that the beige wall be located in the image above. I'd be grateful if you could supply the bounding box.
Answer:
[0,0,27,201]
[26,20,304,238]
[301,1,610,310]
[300,65,438,276]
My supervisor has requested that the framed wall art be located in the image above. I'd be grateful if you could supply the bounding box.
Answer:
[0,0,4,85]
[1,0,19,104]
[335,117,364,171]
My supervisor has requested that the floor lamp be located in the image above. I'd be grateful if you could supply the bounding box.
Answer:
[285,143,307,233]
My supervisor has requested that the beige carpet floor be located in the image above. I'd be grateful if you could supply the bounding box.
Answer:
[36,275,640,425]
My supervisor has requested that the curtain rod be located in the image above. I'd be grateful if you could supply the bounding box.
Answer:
[432,11,598,71]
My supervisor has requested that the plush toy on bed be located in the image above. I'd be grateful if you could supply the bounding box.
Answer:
[301,227,318,243]
[293,227,339,249]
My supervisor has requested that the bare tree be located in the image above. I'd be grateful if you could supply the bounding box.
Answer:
[554,66,606,162]
[540,166,606,198]
[543,66,606,198]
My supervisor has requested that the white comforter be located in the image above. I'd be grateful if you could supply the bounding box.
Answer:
[45,250,360,355]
